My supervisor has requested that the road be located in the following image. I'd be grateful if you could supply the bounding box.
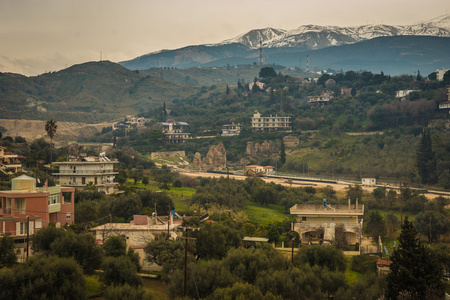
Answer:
[179,170,449,200]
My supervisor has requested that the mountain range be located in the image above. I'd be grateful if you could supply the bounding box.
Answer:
[120,14,450,75]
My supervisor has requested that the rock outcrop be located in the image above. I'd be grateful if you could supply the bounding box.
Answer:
[193,152,202,169]
[202,143,227,171]
[246,141,274,157]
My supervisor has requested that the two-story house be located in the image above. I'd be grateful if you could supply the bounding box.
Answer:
[0,146,25,174]
[52,153,118,194]
[161,120,191,143]
[251,112,291,132]
[290,199,364,245]
[0,175,75,260]
[222,122,242,137]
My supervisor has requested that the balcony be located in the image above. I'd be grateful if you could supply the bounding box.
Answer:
[49,203,61,213]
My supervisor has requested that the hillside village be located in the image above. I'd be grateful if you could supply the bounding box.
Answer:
[0,63,450,299]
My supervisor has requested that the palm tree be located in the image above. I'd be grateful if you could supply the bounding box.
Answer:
[45,119,57,163]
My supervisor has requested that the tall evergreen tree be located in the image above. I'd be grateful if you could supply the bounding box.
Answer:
[386,217,443,299]
[280,139,286,166]
[416,129,435,184]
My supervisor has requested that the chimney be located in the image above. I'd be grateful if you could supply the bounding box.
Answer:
[44,180,48,192]
[355,198,358,210]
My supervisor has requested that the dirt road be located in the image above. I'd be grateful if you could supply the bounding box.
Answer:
[179,170,448,200]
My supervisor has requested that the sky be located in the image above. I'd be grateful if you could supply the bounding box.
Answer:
[0,0,449,76]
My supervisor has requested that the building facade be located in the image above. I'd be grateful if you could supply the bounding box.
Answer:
[290,200,364,245]
[251,112,291,132]
[161,121,191,143]
[222,122,242,136]
[92,214,180,271]
[0,175,75,260]
[52,153,118,194]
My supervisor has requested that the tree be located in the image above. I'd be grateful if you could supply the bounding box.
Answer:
[414,211,450,243]
[386,217,444,299]
[295,245,346,272]
[45,119,57,163]
[194,222,242,260]
[103,235,127,257]
[103,284,152,300]
[280,138,286,166]
[0,255,88,300]
[259,67,277,78]
[100,256,142,287]
[365,211,386,239]
[416,129,435,184]
[49,230,103,274]
[0,234,17,268]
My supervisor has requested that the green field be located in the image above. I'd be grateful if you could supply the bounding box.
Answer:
[244,203,291,225]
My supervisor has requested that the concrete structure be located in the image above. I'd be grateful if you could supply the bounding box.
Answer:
[251,112,291,132]
[92,214,181,270]
[151,151,186,160]
[290,199,364,245]
[308,92,333,103]
[0,146,24,174]
[161,120,191,143]
[52,153,118,194]
[0,175,75,261]
[222,122,242,136]
[362,178,376,186]
[395,90,419,101]
[436,68,449,81]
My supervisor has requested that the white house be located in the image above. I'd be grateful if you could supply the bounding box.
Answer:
[290,199,364,245]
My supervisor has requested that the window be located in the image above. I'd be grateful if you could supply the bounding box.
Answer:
[302,216,307,221]
[66,213,72,220]
[48,194,60,205]
[16,198,26,213]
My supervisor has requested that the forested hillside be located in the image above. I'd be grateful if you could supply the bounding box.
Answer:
[89,67,450,188]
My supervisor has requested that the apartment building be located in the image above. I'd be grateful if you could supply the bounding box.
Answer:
[251,112,291,132]
[0,175,75,260]
[52,153,118,194]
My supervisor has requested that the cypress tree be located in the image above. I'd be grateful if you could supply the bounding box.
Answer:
[416,129,435,184]
[386,218,443,299]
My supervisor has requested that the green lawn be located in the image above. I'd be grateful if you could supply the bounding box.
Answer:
[142,278,170,300]
[85,276,102,296]
[344,257,364,285]
[244,203,290,225]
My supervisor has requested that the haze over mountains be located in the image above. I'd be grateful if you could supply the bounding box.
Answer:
[120,14,450,75]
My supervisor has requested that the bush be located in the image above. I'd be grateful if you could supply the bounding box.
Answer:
[351,255,378,275]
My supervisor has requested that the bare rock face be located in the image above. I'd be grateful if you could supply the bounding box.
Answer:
[246,142,254,156]
[246,141,274,157]
[193,152,202,169]
[202,143,227,171]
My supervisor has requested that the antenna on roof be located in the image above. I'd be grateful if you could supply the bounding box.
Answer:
[259,39,264,65]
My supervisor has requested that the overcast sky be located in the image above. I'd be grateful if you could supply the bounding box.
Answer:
[1,0,448,76]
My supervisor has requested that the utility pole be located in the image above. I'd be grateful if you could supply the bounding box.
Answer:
[400,181,403,224]
[180,227,198,297]
[26,216,30,260]
[167,206,171,237]
[227,167,231,217]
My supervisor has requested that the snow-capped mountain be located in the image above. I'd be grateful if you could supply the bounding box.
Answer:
[219,14,450,50]
[119,14,450,75]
